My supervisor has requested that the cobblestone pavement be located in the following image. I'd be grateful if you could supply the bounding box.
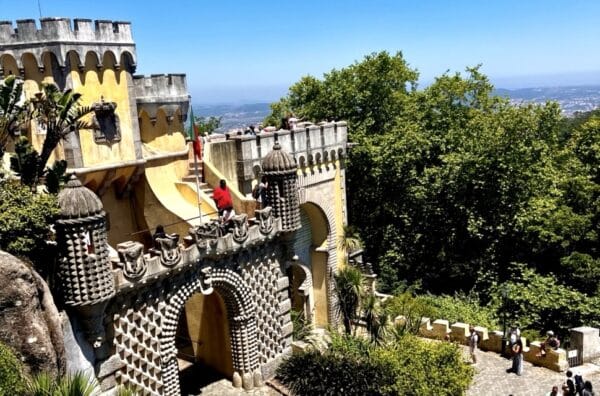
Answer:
[466,347,600,396]
[192,379,281,396]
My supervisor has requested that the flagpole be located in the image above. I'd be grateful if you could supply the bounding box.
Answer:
[189,105,203,225]
[193,142,203,225]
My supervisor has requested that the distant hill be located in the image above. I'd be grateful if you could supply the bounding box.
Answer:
[494,85,600,115]
[194,103,271,132]
[194,86,600,130]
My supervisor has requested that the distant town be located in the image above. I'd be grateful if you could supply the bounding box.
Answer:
[196,85,600,132]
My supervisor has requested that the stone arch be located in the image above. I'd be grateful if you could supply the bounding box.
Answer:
[160,267,258,395]
[0,54,19,76]
[119,50,137,73]
[287,261,314,324]
[21,52,41,80]
[66,50,83,72]
[102,50,118,70]
[302,196,339,326]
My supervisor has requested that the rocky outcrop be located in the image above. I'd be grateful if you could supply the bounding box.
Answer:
[0,250,65,378]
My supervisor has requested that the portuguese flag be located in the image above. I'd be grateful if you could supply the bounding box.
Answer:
[188,106,202,159]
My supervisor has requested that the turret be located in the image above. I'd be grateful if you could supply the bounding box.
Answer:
[55,175,115,356]
[261,142,301,233]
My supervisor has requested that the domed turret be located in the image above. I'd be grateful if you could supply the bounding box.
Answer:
[58,176,104,218]
[262,142,296,173]
[261,143,300,232]
[55,175,114,352]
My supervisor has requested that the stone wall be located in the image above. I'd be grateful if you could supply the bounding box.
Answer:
[410,316,569,372]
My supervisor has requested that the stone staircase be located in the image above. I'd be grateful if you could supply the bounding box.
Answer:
[181,159,214,199]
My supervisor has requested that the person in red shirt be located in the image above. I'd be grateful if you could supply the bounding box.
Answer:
[213,179,234,223]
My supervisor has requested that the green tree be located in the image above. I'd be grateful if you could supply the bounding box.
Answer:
[0,178,59,265]
[30,83,92,178]
[0,76,25,159]
[334,265,364,334]
[193,115,222,135]
[267,52,600,298]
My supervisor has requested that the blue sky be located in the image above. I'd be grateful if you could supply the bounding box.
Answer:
[2,0,599,103]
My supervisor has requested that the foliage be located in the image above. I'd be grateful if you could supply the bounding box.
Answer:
[383,292,434,337]
[334,265,364,334]
[193,115,222,135]
[0,178,59,265]
[487,263,600,340]
[30,83,93,177]
[338,225,363,254]
[277,333,473,396]
[10,136,39,188]
[27,371,97,396]
[418,292,499,330]
[0,342,26,396]
[267,51,599,301]
[291,310,311,341]
[0,76,25,158]
[362,293,388,344]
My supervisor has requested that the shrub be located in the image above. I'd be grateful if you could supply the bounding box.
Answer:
[0,342,26,396]
[0,178,58,267]
[383,292,435,336]
[278,333,473,396]
[418,292,499,330]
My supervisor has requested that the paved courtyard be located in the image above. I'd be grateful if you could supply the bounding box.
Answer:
[466,347,600,396]
[190,347,600,395]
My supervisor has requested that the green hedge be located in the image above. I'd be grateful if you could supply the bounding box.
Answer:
[278,334,473,395]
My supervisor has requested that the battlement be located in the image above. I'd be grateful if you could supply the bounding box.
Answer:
[134,74,188,100]
[0,18,133,45]
[134,74,190,122]
[0,18,137,74]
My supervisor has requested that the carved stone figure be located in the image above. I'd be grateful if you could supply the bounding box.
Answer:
[153,234,181,267]
[232,213,249,243]
[117,241,147,279]
[255,207,274,235]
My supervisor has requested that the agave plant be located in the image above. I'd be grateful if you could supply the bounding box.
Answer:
[27,371,97,396]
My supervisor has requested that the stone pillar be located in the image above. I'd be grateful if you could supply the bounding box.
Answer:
[570,326,600,363]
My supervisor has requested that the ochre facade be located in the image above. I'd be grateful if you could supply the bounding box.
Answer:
[1,18,349,395]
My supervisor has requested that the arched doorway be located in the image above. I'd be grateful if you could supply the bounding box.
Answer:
[291,203,330,327]
[176,291,233,393]
[159,267,259,395]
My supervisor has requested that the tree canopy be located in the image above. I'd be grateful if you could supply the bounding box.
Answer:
[266,51,599,300]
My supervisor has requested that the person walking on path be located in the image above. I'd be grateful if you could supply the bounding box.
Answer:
[509,338,523,376]
[469,326,479,364]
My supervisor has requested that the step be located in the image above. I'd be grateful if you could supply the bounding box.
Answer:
[182,175,202,183]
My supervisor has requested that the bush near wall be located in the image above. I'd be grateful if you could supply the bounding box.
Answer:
[278,334,473,396]
[0,342,26,396]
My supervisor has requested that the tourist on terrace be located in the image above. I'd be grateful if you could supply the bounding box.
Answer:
[253,176,269,209]
[213,179,234,225]
[538,330,560,357]
[468,326,478,364]
[510,337,523,376]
